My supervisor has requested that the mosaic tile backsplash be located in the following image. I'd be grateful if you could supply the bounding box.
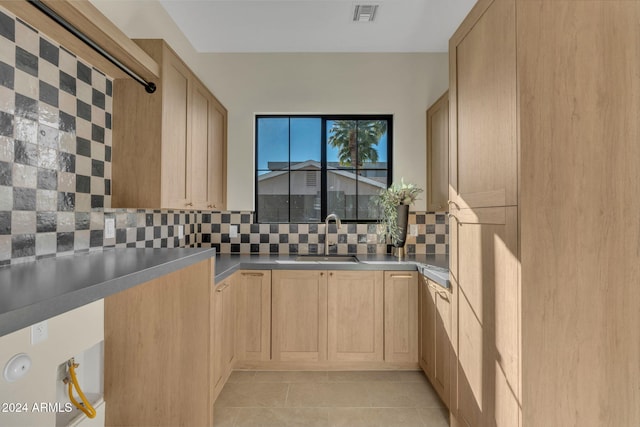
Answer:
[0,6,447,266]
[197,211,448,256]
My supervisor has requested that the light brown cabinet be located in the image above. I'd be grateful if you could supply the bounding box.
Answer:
[104,260,215,426]
[449,0,640,425]
[327,271,384,362]
[448,206,519,427]
[112,39,227,210]
[426,91,449,212]
[449,0,516,210]
[269,269,417,369]
[236,271,272,362]
[419,275,435,375]
[212,274,236,400]
[432,282,452,408]
[383,271,418,363]
[271,270,328,362]
[190,78,227,210]
[449,1,520,425]
[419,275,452,409]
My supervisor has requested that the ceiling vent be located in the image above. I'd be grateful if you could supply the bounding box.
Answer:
[353,4,378,22]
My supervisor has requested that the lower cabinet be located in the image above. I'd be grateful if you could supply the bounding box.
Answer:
[384,271,419,363]
[238,269,425,370]
[450,206,519,427]
[236,270,272,361]
[272,270,328,362]
[212,274,236,400]
[419,275,452,409]
[105,260,215,426]
[328,271,384,362]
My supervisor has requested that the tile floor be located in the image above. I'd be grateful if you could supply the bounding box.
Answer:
[213,370,450,427]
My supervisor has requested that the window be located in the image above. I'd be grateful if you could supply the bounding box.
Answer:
[256,115,392,223]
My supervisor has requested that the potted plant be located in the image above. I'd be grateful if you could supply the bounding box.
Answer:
[377,178,423,258]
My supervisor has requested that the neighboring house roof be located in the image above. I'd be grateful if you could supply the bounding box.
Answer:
[258,160,386,189]
[267,161,389,170]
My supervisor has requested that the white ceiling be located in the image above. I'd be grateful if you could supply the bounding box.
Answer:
[158,0,476,53]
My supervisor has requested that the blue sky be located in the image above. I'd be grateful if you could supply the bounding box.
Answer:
[257,117,388,173]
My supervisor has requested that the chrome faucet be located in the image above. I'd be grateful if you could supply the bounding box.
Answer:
[324,213,342,255]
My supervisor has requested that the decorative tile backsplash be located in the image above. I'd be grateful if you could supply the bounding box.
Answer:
[198,211,448,255]
[0,5,448,266]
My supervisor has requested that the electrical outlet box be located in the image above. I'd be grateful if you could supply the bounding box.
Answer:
[104,218,115,239]
[57,361,68,382]
[178,225,184,239]
[410,224,419,237]
[31,321,48,345]
[229,225,238,238]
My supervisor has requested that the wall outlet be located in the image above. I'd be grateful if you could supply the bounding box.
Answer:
[104,218,115,239]
[31,321,48,345]
[410,224,419,237]
[229,225,238,238]
[178,225,184,239]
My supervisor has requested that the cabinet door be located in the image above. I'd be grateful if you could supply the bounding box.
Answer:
[433,281,452,409]
[450,206,519,427]
[190,79,227,210]
[384,271,419,363]
[427,91,449,212]
[449,0,517,209]
[190,78,212,209]
[222,277,236,370]
[327,271,384,362]
[161,47,191,209]
[212,282,225,399]
[419,275,435,376]
[212,275,236,399]
[236,271,271,361]
[208,100,227,210]
[272,270,327,362]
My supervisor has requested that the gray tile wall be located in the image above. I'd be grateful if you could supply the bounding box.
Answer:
[0,7,197,266]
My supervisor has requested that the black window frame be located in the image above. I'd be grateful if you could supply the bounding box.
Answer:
[254,114,393,223]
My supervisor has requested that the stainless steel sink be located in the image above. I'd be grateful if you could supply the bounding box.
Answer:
[294,255,359,263]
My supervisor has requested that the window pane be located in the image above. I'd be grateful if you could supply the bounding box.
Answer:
[357,170,387,220]
[291,118,321,164]
[327,169,357,220]
[290,171,321,222]
[326,120,356,169]
[257,171,289,222]
[357,120,388,167]
[257,117,289,171]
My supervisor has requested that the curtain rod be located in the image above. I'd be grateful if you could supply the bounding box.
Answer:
[27,0,156,94]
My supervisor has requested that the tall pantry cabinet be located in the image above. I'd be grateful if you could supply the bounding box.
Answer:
[449,1,640,426]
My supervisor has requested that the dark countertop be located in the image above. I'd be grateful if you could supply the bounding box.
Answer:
[0,248,448,338]
[0,248,216,337]
[215,253,450,287]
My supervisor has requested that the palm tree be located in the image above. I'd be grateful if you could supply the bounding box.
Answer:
[328,120,387,168]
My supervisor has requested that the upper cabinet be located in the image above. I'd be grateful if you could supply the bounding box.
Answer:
[112,39,227,210]
[449,0,517,209]
[191,79,228,210]
[426,91,449,212]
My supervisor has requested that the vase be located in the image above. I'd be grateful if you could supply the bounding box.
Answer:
[394,204,410,248]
